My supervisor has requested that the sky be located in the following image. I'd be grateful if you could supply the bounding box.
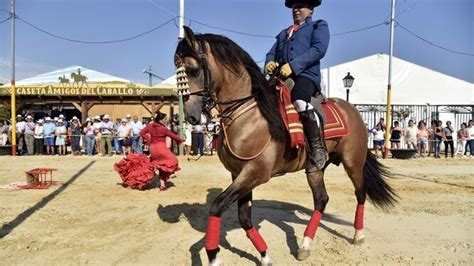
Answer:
[0,0,472,85]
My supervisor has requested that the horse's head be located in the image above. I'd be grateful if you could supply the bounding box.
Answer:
[174,27,212,125]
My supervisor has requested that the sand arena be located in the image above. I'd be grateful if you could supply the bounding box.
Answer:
[0,155,472,264]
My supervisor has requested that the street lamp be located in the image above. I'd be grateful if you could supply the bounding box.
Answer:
[343,72,355,102]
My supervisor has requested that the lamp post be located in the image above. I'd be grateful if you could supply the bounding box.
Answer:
[143,66,164,87]
[343,72,354,102]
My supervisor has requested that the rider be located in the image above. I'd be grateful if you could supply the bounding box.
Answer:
[265,0,329,172]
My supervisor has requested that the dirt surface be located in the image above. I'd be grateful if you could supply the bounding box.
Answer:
[0,155,473,265]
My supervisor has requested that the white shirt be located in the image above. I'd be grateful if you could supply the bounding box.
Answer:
[372,129,385,141]
[404,125,417,141]
[16,121,26,133]
[468,126,474,140]
[130,121,143,135]
[34,125,44,139]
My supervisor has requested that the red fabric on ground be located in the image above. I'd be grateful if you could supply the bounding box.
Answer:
[205,216,221,250]
[354,204,364,230]
[245,227,268,252]
[114,154,155,190]
[304,210,323,239]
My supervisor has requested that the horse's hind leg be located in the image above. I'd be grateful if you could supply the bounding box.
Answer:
[342,158,367,245]
[297,170,328,261]
[238,191,272,265]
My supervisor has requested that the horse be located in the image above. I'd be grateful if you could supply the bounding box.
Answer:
[58,76,70,86]
[71,72,88,87]
[174,26,397,265]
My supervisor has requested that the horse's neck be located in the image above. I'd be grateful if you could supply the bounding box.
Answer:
[219,104,271,160]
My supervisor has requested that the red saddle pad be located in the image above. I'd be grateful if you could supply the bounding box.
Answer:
[322,100,350,139]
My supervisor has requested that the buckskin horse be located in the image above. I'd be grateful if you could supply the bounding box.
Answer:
[174,26,396,265]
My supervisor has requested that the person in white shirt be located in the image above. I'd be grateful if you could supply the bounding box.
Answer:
[184,123,193,155]
[455,123,468,157]
[372,124,385,158]
[467,120,474,157]
[130,116,144,153]
[24,115,36,155]
[0,120,8,145]
[55,119,67,155]
[99,114,114,156]
[117,119,132,156]
[404,119,418,149]
[15,115,26,154]
[34,119,44,155]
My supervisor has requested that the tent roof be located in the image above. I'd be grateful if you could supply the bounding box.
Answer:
[160,74,177,86]
[5,65,134,86]
[321,53,473,105]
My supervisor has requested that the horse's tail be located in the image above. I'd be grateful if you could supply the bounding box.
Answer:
[363,150,397,208]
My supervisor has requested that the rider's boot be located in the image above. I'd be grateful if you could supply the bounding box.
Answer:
[299,109,329,172]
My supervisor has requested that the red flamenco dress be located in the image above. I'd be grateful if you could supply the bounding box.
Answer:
[114,122,183,190]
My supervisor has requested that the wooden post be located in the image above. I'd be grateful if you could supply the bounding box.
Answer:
[81,101,88,123]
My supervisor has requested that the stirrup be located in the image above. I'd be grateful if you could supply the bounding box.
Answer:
[306,149,328,173]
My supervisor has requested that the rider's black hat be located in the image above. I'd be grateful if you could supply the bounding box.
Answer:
[285,0,321,8]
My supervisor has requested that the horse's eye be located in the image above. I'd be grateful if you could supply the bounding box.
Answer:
[186,68,200,78]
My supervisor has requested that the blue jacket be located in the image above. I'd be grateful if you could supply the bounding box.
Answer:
[265,18,330,90]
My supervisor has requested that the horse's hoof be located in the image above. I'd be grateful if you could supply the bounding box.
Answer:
[210,257,223,266]
[261,255,273,266]
[353,230,365,245]
[296,248,311,261]
[353,237,365,245]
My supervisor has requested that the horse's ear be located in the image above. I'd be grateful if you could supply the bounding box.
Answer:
[183,26,197,47]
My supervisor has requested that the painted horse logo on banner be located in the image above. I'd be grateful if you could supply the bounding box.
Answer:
[71,69,88,88]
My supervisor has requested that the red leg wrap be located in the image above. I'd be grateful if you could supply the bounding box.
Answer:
[354,204,364,230]
[205,216,221,250]
[304,210,323,239]
[246,227,268,253]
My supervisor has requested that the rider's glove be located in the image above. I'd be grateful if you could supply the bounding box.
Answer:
[280,63,293,78]
[264,61,278,74]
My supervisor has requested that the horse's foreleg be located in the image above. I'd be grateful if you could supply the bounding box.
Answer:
[238,191,272,265]
[205,172,270,265]
[297,170,328,261]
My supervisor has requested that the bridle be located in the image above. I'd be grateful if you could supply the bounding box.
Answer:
[176,39,257,122]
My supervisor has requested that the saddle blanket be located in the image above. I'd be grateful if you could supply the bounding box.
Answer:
[277,81,349,147]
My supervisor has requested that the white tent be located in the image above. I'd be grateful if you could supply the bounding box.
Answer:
[3,65,130,86]
[321,53,474,105]
[160,74,177,86]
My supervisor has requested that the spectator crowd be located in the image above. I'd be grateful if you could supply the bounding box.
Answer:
[0,113,220,157]
[368,118,474,159]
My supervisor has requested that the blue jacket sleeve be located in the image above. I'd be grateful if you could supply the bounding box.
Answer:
[265,31,284,65]
[265,40,278,65]
[290,20,330,75]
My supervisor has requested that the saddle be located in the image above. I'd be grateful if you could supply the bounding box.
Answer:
[277,79,349,143]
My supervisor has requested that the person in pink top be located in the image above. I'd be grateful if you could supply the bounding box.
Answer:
[416,120,429,158]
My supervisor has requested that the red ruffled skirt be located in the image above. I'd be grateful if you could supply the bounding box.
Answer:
[114,143,180,190]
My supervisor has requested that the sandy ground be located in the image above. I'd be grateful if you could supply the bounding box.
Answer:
[0,154,473,265]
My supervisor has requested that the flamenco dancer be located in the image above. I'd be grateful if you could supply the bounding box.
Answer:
[114,112,183,190]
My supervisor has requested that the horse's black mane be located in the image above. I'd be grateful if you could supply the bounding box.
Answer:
[175,33,288,142]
